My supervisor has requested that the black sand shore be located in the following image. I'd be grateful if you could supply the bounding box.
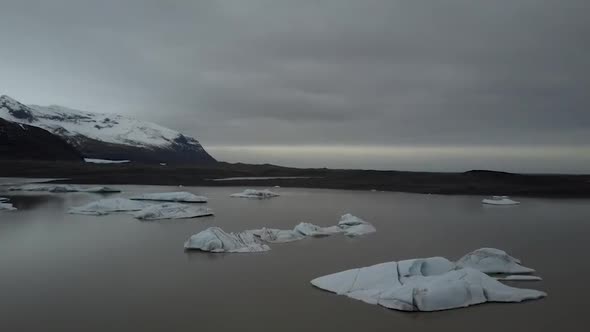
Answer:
[2,160,590,197]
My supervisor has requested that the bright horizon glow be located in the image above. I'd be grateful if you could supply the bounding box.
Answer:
[206,145,590,174]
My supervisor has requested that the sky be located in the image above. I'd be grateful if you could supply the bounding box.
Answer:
[1,0,589,173]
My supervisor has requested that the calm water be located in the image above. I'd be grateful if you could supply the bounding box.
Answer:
[1,181,589,331]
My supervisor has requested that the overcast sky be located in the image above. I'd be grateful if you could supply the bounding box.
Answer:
[1,1,588,172]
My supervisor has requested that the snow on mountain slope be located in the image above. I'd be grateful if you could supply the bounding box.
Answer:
[0,95,216,163]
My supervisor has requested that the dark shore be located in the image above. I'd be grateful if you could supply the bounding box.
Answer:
[2,159,590,197]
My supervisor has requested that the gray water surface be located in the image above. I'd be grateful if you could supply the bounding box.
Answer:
[1,183,588,331]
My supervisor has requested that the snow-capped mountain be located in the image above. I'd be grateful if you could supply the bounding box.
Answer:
[0,95,216,164]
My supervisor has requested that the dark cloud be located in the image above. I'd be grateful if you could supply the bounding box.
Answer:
[1,0,588,152]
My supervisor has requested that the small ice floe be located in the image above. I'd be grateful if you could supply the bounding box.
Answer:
[133,203,213,220]
[184,227,270,253]
[130,191,207,203]
[293,222,343,237]
[311,249,546,312]
[69,198,149,216]
[496,275,542,282]
[249,228,305,243]
[0,201,16,211]
[8,184,121,193]
[456,248,535,274]
[230,189,280,199]
[337,214,377,237]
[84,158,130,164]
[482,196,520,205]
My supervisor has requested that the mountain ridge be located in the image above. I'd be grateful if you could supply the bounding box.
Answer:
[0,95,216,164]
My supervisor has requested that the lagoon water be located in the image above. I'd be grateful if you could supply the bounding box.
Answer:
[1,181,589,331]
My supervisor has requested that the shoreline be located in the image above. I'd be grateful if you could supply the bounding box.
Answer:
[1,160,590,198]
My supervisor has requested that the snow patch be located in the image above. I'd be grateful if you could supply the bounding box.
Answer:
[84,158,130,164]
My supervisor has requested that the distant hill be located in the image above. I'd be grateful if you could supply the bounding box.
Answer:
[0,118,82,161]
[0,95,216,164]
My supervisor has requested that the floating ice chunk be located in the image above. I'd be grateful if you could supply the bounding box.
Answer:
[0,197,9,203]
[80,186,121,193]
[456,248,535,274]
[293,222,342,237]
[130,191,207,203]
[184,227,270,253]
[311,253,546,312]
[8,184,121,193]
[482,196,520,205]
[133,203,213,220]
[69,198,149,215]
[249,228,305,243]
[497,275,543,281]
[337,214,376,237]
[9,184,79,192]
[230,189,280,199]
[0,202,16,211]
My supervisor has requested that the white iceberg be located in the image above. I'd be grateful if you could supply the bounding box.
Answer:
[496,275,542,281]
[69,198,149,216]
[184,227,270,253]
[456,248,535,274]
[249,227,305,243]
[482,196,520,205]
[133,203,213,220]
[80,186,121,193]
[293,222,343,237]
[130,191,207,203]
[8,184,121,193]
[9,184,79,192]
[311,253,546,312]
[0,197,9,203]
[337,214,377,237]
[0,202,16,211]
[230,189,280,199]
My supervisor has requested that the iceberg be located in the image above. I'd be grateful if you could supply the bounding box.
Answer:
[496,275,542,281]
[249,227,305,243]
[184,227,270,253]
[230,189,280,199]
[8,184,121,193]
[482,196,520,205]
[130,191,207,203]
[311,251,546,312]
[0,197,9,203]
[133,203,213,220]
[0,202,16,211]
[456,248,535,274]
[69,198,149,216]
[293,222,342,237]
[337,214,377,237]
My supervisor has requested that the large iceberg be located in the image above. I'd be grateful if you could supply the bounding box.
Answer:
[456,248,535,274]
[8,184,120,193]
[133,203,213,220]
[186,214,375,252]
[184,227,270,253]
[230,189,280,199]
[130,191,207,203]
[69,198,149,215]
[482,196,520,205]
[311,250,546,312]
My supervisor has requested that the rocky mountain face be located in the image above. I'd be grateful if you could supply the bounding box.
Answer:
[0,95,216,164]
[0,117,83,161]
